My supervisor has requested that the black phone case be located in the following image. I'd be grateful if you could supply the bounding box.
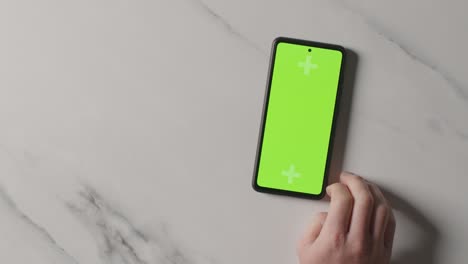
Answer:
[252,36,347,200]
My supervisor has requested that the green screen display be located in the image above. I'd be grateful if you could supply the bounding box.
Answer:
[256,41,343,196]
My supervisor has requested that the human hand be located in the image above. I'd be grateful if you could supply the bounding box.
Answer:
[297,172,396,264]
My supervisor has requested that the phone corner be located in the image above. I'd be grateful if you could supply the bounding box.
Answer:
[272,36,287,44]
[315,188,327,200]
[317,193,327,200]
[251,177,261,192]
[271,37,285,50]
[335,45,347,59]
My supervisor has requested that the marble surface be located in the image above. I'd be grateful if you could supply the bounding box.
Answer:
[1,0,467,263]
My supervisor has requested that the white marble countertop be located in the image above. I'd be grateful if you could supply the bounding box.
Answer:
[1,0,467,263]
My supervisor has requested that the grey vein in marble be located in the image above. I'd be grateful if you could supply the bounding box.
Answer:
[442,118,468,141]
[336,1,468,102]
[0,186,78,264]
[455,130,468,140]
[425,117,468,141]
[66,185,206,264]
[426,118,444,136]
[188,0,265,54]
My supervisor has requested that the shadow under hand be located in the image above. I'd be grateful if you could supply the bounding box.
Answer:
[380,187,440,264]
[323,49,440,262]
[327,49,359,186]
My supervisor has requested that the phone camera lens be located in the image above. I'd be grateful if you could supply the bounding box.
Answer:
[308,48,311,52]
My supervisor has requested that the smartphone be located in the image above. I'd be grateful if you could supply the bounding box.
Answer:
[252,37,346,199]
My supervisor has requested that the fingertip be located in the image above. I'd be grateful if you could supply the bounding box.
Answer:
[326,183,340,197]
[326,184,333,196]
[341,171,363,181]
[322,183,353,235]
[326,183,354,210]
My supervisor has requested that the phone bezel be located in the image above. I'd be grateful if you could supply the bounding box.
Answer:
[252,36,347,200]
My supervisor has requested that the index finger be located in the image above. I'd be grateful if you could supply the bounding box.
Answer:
[321,183,354,236]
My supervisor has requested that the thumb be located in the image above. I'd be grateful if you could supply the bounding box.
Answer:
[299,212,328,249]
